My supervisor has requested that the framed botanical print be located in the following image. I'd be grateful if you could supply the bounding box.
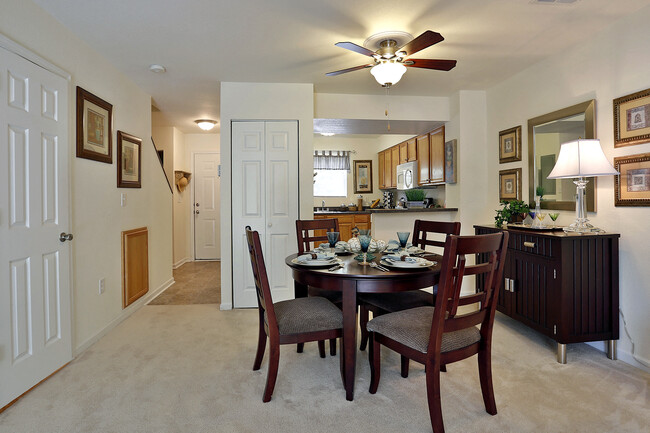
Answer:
[76,86,113,163]
[499,168,521,201]
[353,160,373,194]
[614,152,650,206]
[117,131,142,188]
[499,126,521,163]
[614,88,650,147]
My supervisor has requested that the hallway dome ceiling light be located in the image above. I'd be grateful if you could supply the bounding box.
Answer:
[195,119,218,131]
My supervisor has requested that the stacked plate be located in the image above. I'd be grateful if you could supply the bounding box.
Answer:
[380,255,435,269]
[292,254,339,267]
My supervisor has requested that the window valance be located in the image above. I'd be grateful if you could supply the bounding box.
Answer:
[313,150,351,170]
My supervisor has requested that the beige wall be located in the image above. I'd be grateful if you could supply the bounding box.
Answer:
[2,0,174,353]
[485,6,650,370]
[172,128,191,266]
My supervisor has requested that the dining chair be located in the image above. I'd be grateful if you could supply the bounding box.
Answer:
[246,226,343,402]
[358,219,461,367]
[367,231,509,433]
[296,218,343,355]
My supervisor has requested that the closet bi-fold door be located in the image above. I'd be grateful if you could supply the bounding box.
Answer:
[232,121,298,308]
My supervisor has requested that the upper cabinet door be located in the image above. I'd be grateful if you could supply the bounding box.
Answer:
[406,138,417,162]
[390,146,399,188]
[399,142,408,164]
[429,126,445,184]
[378,150,386,189]
[417,134,430,185]
[384,148,392,188]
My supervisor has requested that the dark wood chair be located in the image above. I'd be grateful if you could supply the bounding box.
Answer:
[296,218,343,355]
[358,219,461,363]
[367,231,509,433]
[246,226,343,402]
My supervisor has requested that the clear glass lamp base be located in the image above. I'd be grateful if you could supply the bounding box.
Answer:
[563,218,605,233]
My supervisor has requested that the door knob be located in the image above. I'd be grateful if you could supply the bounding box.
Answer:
[59,232,73,242]
[195,210,200,215]
[268,223,272,227]
[195,203,200,207]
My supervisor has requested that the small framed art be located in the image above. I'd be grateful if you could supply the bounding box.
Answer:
[499,168,521,201]
[76,86,113,163]
[353,160,373,194]
[614,152,650,206]
[117,131,142,188]
[499,126,521,163]
[614,88,650,147]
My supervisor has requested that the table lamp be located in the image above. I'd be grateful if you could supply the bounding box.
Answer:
[547,139,618,233]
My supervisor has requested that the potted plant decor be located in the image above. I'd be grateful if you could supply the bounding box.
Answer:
[494,200,530,228]
[405,189,427,208]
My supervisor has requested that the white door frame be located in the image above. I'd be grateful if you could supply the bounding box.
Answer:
[190,151,220,260]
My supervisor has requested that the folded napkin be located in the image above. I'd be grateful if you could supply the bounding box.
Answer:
[383,255,417,263]
[296,253,333,263]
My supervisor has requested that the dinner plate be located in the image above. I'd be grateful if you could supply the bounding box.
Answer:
[380,257,435,269]
[292,257,339,267]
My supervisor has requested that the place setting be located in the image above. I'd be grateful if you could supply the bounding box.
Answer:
[381,231,436,269]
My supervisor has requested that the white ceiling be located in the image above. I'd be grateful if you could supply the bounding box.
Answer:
[33,0,649,133]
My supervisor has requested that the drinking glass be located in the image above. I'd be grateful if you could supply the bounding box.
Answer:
[358,229,370,236]
[536,212,546,227]
[358,234,371,266]
[397,231,410,253]
[327,231,339,254]
[549,212,560,227]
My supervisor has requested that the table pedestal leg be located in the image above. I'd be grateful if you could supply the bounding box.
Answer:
[341,281,357,401]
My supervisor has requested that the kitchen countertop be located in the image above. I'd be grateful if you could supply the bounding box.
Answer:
[314,207,458,215]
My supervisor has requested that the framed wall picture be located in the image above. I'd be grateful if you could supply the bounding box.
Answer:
[353,160,373,194]
[499,168,521,201]
[499,126,521,163]
[614,88,650,147]
[614,152,650,206]
[76,86,113,163]
[117,131,142,188]
[444,139,457,183]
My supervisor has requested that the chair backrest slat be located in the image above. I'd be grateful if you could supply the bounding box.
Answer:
[412,219,461,254]
[428,232,509,355]
[296,218,340,254]
[246,226,278,330]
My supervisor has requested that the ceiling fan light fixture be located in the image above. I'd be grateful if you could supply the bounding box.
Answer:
[370,61,407,87]
[195,119,217,131]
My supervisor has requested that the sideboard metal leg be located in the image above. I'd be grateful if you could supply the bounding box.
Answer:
[557,343,567,364]
[607,340,617,360]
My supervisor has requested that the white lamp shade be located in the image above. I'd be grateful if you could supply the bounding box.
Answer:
[370,61,407,86]
[195,119,217,131]
[547,139,619,179]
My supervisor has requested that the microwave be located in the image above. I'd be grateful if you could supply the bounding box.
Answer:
[396,161,418,190]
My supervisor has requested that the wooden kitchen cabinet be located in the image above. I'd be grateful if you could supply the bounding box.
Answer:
[417,126,445,186]
[406,138,417,162]
[429,126,445,184]
[378,150,386,189]
[383,148,392,189]
[416,134,430,185]
[474,225,620,364]
[390,146,399,188]
[314,213,371,242]
[399,141,408,164]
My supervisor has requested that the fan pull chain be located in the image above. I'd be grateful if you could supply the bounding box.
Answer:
[385,86,391,132]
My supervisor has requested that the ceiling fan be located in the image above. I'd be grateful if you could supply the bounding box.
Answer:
[326,30,457,87]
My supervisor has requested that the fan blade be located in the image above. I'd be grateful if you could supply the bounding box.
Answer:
[404,59,457,71]
[326,64,374,76]
[335,42,376,57]
[398,31,444,56]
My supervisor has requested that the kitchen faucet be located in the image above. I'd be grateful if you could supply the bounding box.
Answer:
[321,200,325,211]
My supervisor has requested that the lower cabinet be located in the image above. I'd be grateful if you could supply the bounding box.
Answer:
[474,225,620,363]
[314,213,371,242]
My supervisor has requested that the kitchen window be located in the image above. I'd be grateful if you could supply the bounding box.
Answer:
[313,151,350,197]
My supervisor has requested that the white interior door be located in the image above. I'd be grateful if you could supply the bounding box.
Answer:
[231,121,298,308]
[0,45,72,408]
[194,152,221,260]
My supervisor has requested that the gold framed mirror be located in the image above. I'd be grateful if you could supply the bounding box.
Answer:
[527,100,596,211]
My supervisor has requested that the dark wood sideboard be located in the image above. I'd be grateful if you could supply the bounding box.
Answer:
[474,225,619,363]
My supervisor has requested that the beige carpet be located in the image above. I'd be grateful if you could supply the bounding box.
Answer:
[149,261,220,305]
[1,305,648,433]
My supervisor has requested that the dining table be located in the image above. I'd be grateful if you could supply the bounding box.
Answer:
[285,251,442,401]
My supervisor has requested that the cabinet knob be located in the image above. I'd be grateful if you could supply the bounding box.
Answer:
[523,241,536,248]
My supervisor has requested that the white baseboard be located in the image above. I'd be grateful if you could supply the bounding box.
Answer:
[585,341,650,373]
[173,257,192,269]
[220,302,232,310]
[73,277,175,356]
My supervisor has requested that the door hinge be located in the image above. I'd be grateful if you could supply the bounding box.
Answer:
[553,325,557,335]
[553,269,557,279]
[218,165,221,177]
